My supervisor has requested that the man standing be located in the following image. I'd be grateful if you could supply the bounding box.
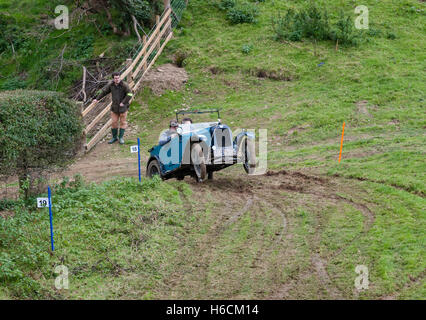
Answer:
[93,72,133,144]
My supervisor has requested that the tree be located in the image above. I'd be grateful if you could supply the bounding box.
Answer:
[82,0,164,36]
[0,90,84,198]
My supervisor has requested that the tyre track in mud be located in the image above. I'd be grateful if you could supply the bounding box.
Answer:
[162,175,289,299]
[223,196,254,229]
[158,169,377,299]
[262,170,376,299]
[265,170,423,300]
[197,171,342,299]
[331,173,425,198]
[250,196,290,298]
[188,171,344,299]
[164,179,256,299]
[379,270,426,300]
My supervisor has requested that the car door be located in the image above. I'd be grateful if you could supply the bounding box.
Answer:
[158,134,183,174]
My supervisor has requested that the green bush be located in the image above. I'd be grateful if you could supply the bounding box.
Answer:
[272,5,362,46]
[226,2,259,24]
[219,0,236,11]
[0,90,84,198]
[0,77,27,91]
[0,14,28,55]
[272,5,331,42]
[112,0,163,29]
[367,27,382,37]
[130,0,153,24]
[242,44,253,54]
[71,36,94,60]
[330,11,361,46]
[387,32,397,40]
[272,10,303,42]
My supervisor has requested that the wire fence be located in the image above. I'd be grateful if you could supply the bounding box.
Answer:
[81,0,188,150]
[71,0,188,104]
[117,0,188,75]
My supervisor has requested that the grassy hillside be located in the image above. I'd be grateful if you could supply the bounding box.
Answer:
[0,0,144,92]
[129,0,425,194]
[0,0,425,299]
[1,176,194,299]
[128,0,425,298]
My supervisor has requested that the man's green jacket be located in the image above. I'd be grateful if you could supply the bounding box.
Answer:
[96,80,133,114]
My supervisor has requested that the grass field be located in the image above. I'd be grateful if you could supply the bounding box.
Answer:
[0,0,425,299]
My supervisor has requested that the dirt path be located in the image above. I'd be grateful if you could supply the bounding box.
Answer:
[61,137,143,183]
[148,168,379,299]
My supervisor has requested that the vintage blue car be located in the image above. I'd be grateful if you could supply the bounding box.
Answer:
[146,109,256,182]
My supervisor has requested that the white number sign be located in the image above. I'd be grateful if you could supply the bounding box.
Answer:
[130,145,139,153]
[37,198,50,208]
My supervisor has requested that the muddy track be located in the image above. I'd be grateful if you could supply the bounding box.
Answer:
[258,170,378,299]
[165,174,294,299]
[327,195,375,259]
[223,196,254,228]
[270,172,344,299]
[331,173,425,198]
[162,169,377,299]
[379,270,426,300]
[266,170,376,238]
[262,170,423,300]
[165,179,255,299]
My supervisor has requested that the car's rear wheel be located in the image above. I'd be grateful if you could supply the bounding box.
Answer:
[146,159,162,179]
[243,138,256,175]
[191,143,206,182]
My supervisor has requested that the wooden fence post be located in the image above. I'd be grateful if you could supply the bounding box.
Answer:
[126,58,134,87]
[156,15,161,52]
[164,0,172,35]
[81,66,87,102]
[76,101,87,151]
[143,35,147,72]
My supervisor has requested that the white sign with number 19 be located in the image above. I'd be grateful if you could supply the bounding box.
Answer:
[130,145,139,153]
[37,198,50,208]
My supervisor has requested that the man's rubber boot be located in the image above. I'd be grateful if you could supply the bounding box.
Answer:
[108,128,118,144]
[119,128,125,145]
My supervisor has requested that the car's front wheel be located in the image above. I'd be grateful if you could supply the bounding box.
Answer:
[243,138,256,175]
[146,159,162,179]
[191,143,207,182]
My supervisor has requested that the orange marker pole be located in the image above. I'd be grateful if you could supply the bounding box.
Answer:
[339,122,345,163]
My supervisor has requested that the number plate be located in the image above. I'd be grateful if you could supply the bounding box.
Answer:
[130,145,139,153]
[213,146,234,164]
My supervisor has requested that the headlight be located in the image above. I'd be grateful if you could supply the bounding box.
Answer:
[246,132,255,139]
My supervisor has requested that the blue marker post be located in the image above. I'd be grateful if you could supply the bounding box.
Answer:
[137,137,141,182]
[48,186,55,251]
